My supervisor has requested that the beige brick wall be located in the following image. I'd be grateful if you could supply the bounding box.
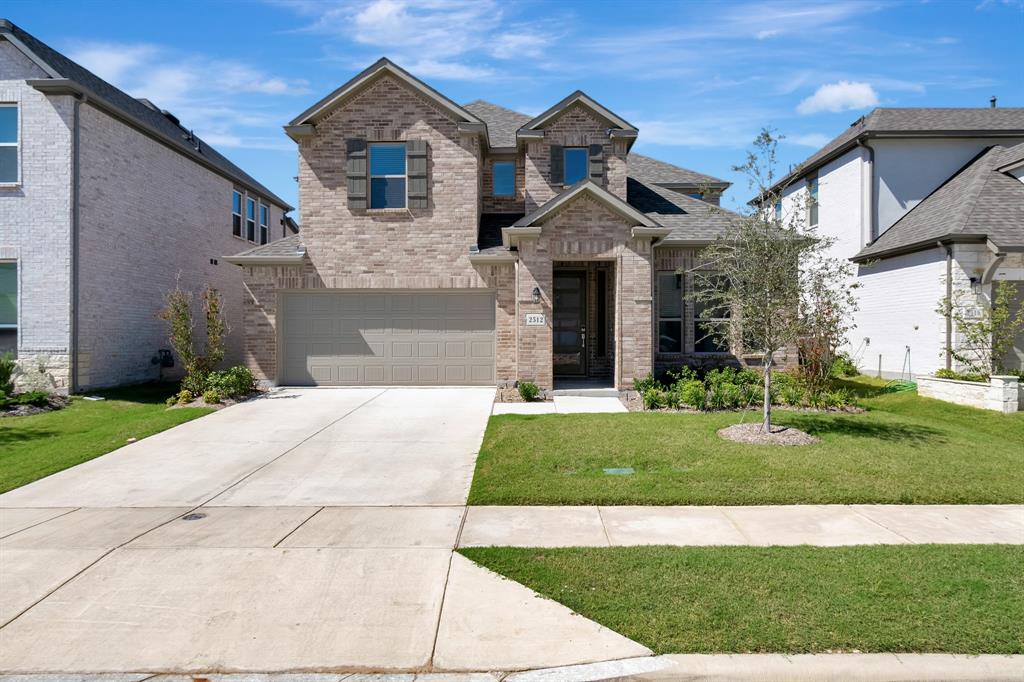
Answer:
[76,103,287,389]
[523,104,628,212]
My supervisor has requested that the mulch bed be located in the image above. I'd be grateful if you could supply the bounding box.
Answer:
[718,422,819,446]
[168,391,263,411]
[0,394,69,418]
[495,386,552,403]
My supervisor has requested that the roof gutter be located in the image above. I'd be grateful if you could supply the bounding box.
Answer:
[857,138,876,244]
[850,233,989,263]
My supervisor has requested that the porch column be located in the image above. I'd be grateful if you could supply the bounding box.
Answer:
[516,239,553,389]
[616,238,654,389]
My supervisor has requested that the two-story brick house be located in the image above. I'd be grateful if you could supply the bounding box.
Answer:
[229,58,738,391]
[762,108,1024,377]
[0,20,293,391]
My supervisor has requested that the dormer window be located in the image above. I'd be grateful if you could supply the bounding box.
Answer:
[369,143,407,209]
[563,147,588,185]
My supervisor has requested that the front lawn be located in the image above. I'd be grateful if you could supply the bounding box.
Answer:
[0,383,213,493]
[462,545,1024,654]
[468,379,1024,505]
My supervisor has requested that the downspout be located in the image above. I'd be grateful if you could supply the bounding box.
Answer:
[939,241,953,371]
[857,138,875,244]
[69,95,83,393]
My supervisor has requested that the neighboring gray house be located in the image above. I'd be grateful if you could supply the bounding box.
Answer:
[0,19,293,391]
[760,107,1024,377]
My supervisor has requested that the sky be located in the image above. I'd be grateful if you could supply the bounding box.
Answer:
[5,0,1023,214]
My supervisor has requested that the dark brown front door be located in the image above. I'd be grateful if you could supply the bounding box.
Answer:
[553,271,587,375]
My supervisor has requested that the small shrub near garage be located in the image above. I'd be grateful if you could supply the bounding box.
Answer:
[518,381,541,402]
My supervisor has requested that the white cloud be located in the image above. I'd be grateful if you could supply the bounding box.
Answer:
[788,133,832,148]
[796,81,879,114]
[633,114,761,148]
[490,33,549,59]
[68,41,308,150]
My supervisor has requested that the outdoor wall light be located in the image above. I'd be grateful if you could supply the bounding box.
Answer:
[969,276,981,295]
[532,287,541,304]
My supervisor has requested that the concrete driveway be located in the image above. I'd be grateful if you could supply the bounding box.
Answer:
[0,387,647,673]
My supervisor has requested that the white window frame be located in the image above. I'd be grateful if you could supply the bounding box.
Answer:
[259,203,269,245]
[807,175,819,227]
[0,103,20,186]
[245,196,257,243]
[657,271,683,354]
[231,190,243,239]
[368,142,407,209]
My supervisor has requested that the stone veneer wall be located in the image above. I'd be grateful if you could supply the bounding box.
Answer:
[917,374,1021,413]
[523,103,628,213]
[0,41,74,391]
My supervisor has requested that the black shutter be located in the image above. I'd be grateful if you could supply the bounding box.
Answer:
[407,139,428,209]
[589,144,604,184]
[346,138,367,210]
[549,144,563,185]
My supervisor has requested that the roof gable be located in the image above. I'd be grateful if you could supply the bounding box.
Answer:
[518,90,637,136]
[289,58,483,129]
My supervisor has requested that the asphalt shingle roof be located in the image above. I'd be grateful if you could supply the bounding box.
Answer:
[854,142,1024,260]
[765,107,1024,199]
[627,178,739,243]
[228,234,304,260]
[3,20,291,209]
[463,100,531,148]
[626,153,728,187]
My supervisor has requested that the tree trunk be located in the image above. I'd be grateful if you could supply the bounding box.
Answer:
[762,354,773,432]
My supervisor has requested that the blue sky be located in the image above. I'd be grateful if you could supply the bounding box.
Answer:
[6,0,1023,213]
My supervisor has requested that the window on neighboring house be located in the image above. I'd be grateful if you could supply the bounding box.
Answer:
[246,196,256,242]
[493,161,514,197]
[0,262,16,356]
[259,204,269,245]
[694,273,731,353]
[232,191,242,238]
[808,175,819,226]
[686,193,703,201]
[563,147,588,185]
[369,142,406,209]
[657,271,683,353]
[774,200,782,222]
[0,104,18,184]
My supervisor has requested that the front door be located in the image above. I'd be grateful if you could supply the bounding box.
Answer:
[553,271,587,376]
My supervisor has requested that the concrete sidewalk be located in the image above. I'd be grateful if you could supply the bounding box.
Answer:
[459,504,1024,547]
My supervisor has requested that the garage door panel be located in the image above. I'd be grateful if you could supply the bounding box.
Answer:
[281,291,495,386]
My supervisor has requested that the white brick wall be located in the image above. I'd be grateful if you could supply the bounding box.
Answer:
[76,103,287,389]
[0,40,74,389]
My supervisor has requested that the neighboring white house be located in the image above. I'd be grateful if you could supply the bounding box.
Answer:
[762,108,1024,378]
[0,19,295,391]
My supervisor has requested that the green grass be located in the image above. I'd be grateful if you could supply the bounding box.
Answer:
[468,377,1024,505]
[0,383,213,493]
[462,545,1024,654]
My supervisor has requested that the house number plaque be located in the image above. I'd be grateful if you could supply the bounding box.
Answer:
[525,313,546,326]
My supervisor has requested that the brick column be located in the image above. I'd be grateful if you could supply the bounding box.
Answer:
[516,239,553,389]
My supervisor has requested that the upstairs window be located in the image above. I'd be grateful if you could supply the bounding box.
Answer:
[774,200,782,222]
[369,142,406,209]
[808,175,819,226]
[232,191,242,238]
[563,147,588,185]
[246,197,256,242]
[493,161,514,197]
[657,272,683,353]
[0,104,18,184]
[259,204,269,245]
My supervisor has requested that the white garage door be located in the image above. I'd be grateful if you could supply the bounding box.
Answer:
[280,291,496,386]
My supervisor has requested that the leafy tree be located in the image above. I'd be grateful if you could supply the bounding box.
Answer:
[158,276,229,394]
[938,280,1024,377]
[693,129,858,431]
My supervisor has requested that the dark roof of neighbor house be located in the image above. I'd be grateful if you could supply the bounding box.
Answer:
[759,107,1024,202]
[0,19,291,210]
[853,142,1024,261]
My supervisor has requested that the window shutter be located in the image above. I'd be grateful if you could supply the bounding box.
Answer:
[549,144,563,185]
[589,144,604,184]
[346,138,367,210]
[407,139,428,209]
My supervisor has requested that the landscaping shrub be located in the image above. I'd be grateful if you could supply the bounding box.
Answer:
[202,389,222,404]
[934,368,988,383]
[642,387,668,410]
[517,381,540,402]
[677,380,706,409]
[158,280,228,396]
[205,366,256,398]
[634,373,660,395]
[0,352,14,396]
[830,353,860,377]
[0,389,50,408]
[175,389,194,405]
